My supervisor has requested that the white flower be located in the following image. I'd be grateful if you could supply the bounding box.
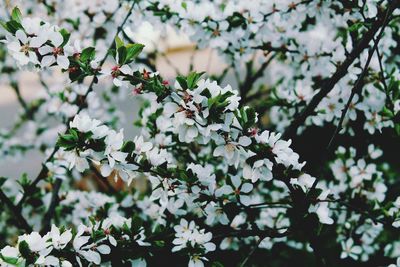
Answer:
[100,161,139,185]
[213,136,251,166]
[368,144,382,159]
[349,159,376,187]
[215,175,253,206]
[70,114,101,133]
[0,246,20,266]
[243,159,273,183]
[73,224,110,265]
[172,219,196,252]
[315,202,333,225]
[66,150,90,172]
[290,173,316,192]
[18,232,48,252]
[38,29,70,69]
[330,158,354,181]
[256,130,305,170]
[204,202,229,225]
[189,255,207,267]
[47,224,72,250]
[133,135,153,154]
[6,30,39,66]
[102,64,133,87]
[45,162,68,180]
[104,129,128,168]
[131,258,148,267]
[340,238,362,260]
[172,219,215,266]
[18,232,52,265]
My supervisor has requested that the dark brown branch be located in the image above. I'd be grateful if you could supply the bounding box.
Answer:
[10,82,33,120]
[283,0,400,140]
[321,198,396,228]
[240,54,276,104]
[16,149,58,208]
[239,238,263,267]
[213,227,289,240]
[41,178,62,234]
[327,4,392,149]
[90,163,117,194]
[0,188,32,232]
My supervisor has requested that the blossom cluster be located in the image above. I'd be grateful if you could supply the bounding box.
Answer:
[0,1,399,267]
[131,0,400,136]
[0,218,149,266]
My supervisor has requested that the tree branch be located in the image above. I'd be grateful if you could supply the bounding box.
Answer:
[41,178,62,234]
[327,5,392,149]
[240,53,276,104]
[90,163,117,194]
[283,0,400,140]
[0,188,31,232]
[10,82,33,120]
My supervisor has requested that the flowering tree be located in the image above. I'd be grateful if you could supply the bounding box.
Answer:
[0,0,400,266]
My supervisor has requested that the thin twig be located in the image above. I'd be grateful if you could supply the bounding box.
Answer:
[239,237,263,267]
[240,54,276,104]
[90,163,117,194]
[10,82,33,120]
[327,4,392,149]
[283,0,400,140]
[41,178,62,233]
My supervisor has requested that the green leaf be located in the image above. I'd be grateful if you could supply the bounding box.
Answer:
[187,71,204,89]
[176,76,188,90]
[121,141,135,154]
[131,215,143,232]
[348,22,364,33]
[125,43,145,63]
[5,20,23,34]
[92,229,106,241]
[244,107,256,128]
[0,21,10,32]
[0,177,6,187]
[11,7,22,23]
[19,173,30,187]
[395,124,400,136]
[56,130,79,150]
[181,2,187,10]
[122,222,132,235]
[80,47,95,62]
[154,240,165,247]
[59,28,70,47]
[0,255,19,265]
[117,46,127,65]
[18,240,31,258]
[69,128,79,141]
[381,106,394,118]
[115,36,124,50]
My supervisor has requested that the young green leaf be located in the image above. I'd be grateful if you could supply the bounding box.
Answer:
[80,47,96,62]
[125,43,145,63]
[11,7,22,23]
[115,36,124,50]
[59,28,71,47]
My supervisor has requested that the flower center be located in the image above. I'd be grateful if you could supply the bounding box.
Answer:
[225,143,236,153]
[20,44,30,55]
[53,47,63,55]
[111,65,120,78]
